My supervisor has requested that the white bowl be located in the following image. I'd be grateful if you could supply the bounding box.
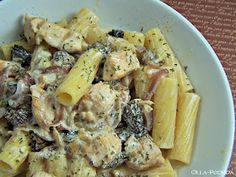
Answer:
[0,0,234,176]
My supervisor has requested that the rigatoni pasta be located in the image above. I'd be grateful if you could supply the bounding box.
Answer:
[145,28,193,94]
[0,7,201,177]
[152,77,178,149]
[68,8,99,38]
[167,93,200,164]
[0,131,30,175]
[55,48,103,106]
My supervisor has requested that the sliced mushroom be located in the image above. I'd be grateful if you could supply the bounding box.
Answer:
[122,99,148,137]
[108,29,124,38]
[77,82,122,130]
[11,45,32,66]
[52,50,75,71]
[4,106,32,127]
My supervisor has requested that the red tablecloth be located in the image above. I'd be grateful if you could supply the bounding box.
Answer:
[164,0,236,176]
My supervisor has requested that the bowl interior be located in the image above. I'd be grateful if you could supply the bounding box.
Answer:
[0,0,234,176]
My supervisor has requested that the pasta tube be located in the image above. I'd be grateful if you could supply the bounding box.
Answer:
[67,155,96,177]
[0,131,30,174]
[68,8,99,38]
[152,77,178,149]
[0,39,33,60]
[55,48,103,106]
[167,93,200,164]
[124,31,145,46]
[145,28,193,93]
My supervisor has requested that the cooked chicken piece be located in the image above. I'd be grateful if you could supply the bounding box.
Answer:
[31,85,55,128]
[78,82,129,129]
[30,46,52,71]
[79,82,119,114]
[115,83,130,110]
[103,51,140,81]
[31,85,73,130]
[125,135,165,171]
[24,16,88,53]
[79,127,122,167]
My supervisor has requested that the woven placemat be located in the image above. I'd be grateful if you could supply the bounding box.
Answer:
[163,0,236,176]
